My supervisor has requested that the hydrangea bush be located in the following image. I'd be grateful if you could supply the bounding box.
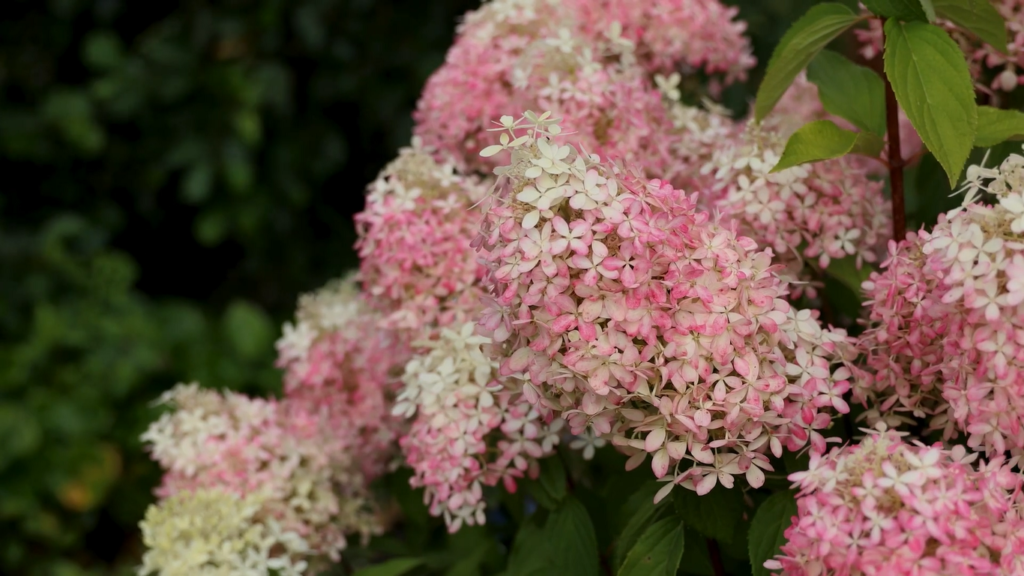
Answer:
[136,1,1024,575]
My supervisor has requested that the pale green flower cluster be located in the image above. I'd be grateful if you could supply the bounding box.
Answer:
[138,489,311,576]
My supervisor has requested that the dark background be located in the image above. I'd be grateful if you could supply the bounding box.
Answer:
[0,0,843,573]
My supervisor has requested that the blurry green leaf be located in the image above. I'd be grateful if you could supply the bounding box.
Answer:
[862,0,928,20]
[920,0,937,21]
[748,491,798,576]
[613,482,672,569]
[222,300,274,360]
[772,121,883,172]
[233,109,262,146]
[824,255,875,297]
[352,558,423,576]
[673,485,745,544]
[544,497,600,576]
[194,210,228,246]
[619,517,685,576]
[932,0,1008,53]
[974,106,1024,147]
[222,140,254,195]
[884,19,978,186]
[0,404,43,469]
[807,50,887,135]
[754,3,862,121]
[82,31,123,70]
[41,90,106,154]
[526,455,567,510]
[181,162,215,204]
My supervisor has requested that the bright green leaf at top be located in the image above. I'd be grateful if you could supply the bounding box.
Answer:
[748,491,798,576]
[884,19,978,186]
[975,106,1024,147]
[932,0,1009,53]
[862,0,928,20]
[754,3,863,122]
[351,558,423,576]
[619,517,685,576]
[772,120,884,173]
[807,50,887,135]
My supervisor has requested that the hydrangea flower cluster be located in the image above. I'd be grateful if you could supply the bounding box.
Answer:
[355,140,491,332]
[275,275,407,480]
[413,0,753,175]
[858,3,1024,96]
[139,489,312,576]
[142,383,382,571]
[703,120,890,295]
[857,150,1024,457]
[767,425,1024,575]
[392,322,560,532]
[474,112,861,499]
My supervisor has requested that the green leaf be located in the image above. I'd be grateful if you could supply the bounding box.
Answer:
[974,106,1024,147]
[545,497,600,576]
[748,491,798,576]
[526,456,567,510]
[824,255,875,296]
[222,300,274,360]
[352,558,423,576]
[613,482,673,569]
[807,50,887,135]
[862,0,928,20]
[884,19,978,186]
[82,31,123,70]
[754,3,863,121]
[673,485,744,544]
[920,0,937,21]
[772,120,884,172]
[932,0,1009,53]
[619,517,685,576]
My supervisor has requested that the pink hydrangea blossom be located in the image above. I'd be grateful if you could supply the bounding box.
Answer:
[142,383,381,564]
[857,149,1024,458]
[412,0,753,175]
[474,112,861,501]
[703,119,890,298]
[275,275,408,481]
[768,425,1024,575]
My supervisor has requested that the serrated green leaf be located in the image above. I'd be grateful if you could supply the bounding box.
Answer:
[932,0,1008,53]
[808,50,887,135]
[619,517,685,576]
[613,482,672,569]
[748,491,798,576]
[352,558,423,576]
[974,106,1024,147]
[771,120,882,172]
[884,19,978,186]
[920,0,937,21]
[673,485,744,544]
[863,0,928,20]
[754,3,862,121]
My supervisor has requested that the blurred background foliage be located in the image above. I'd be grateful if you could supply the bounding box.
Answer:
[0,0,879,573]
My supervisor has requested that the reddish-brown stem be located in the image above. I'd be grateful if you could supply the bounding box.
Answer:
[883,33,907,242]
[707,538,726,576]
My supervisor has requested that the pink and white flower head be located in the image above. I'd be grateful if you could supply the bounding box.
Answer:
[474,111,861,502]
[355,140,491,333]
[141,383,382,567]
[275,275,407,480]
[858,148,1024,458]
[704,119,890,298]
[857,3,1024,98]
[767,424,1024,576]
[412,0,753,175]
[392,322,561,532]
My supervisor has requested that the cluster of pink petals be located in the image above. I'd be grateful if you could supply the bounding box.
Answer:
[858,4,1024,97]
[474,112,861,501]
[768,425,1024,575]
[355,142,561,532]
[392,322,560,532]
[412,0,753,175]
[142,383,382,562]
[703,119,890,297]
[275,275,408,481]
[355,140,491,333]
[857,151,1024,457]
